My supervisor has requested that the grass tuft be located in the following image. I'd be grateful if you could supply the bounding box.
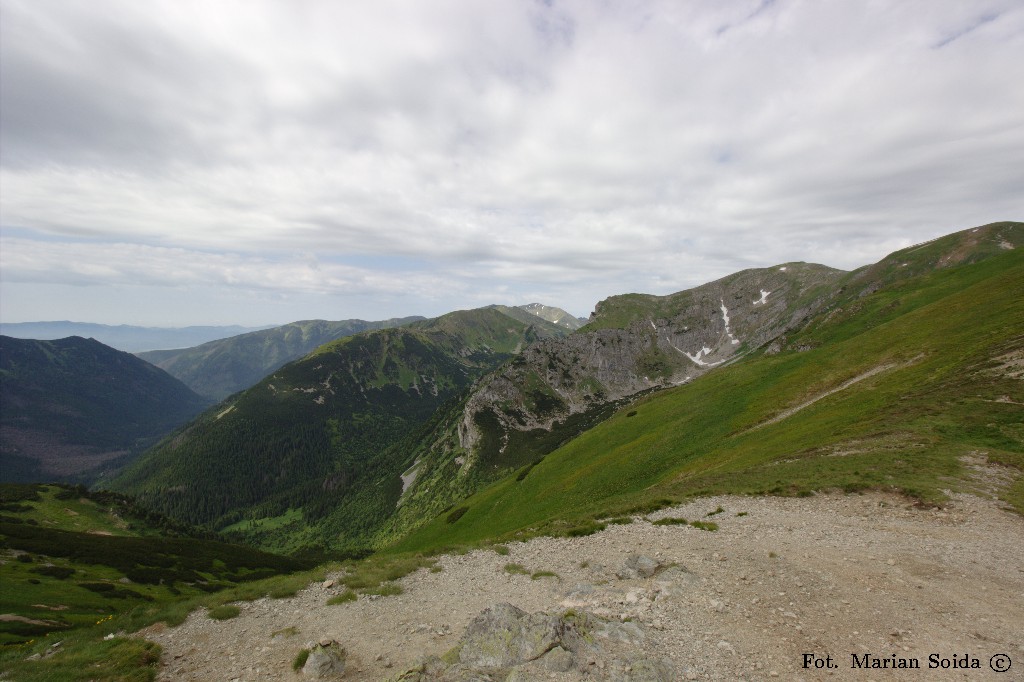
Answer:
[364,582,403,597]
[207,604,240,620]
[689,520,719,531]
[327,590,358,605]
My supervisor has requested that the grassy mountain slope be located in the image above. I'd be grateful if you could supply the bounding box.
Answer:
[392,225,1023,553]
[108,307,564,553]
[137,316,424,400]
[0,483,311,646]
[0,336,211,483]
[0,482,323,681]
[372,262,845,545]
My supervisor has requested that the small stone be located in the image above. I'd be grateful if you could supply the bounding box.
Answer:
[543,646,573,672]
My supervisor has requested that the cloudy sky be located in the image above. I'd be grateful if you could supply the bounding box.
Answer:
[2,0,1022,326]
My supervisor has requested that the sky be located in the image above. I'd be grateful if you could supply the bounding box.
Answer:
[1,0,1022,327]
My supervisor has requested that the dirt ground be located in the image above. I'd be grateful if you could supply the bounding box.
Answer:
[142,489,1024,681]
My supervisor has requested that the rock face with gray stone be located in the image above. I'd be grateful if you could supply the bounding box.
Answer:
[457,603,577,668]
[302,640,346,678]
[391,603,673,681]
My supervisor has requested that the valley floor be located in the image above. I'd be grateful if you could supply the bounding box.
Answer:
[142,489,1023,681]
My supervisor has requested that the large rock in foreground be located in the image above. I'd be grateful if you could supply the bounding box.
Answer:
[392,603,674,681]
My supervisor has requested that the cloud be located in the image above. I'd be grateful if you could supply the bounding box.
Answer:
[0,236,451,296]
[1,0,1023,325]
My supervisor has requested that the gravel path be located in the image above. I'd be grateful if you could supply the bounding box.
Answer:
[143,491,1024,681]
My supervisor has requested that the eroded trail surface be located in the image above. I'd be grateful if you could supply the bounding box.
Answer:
[144,492,1024,681]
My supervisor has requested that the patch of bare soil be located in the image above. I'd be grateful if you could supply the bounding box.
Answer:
[143,492,1024,681]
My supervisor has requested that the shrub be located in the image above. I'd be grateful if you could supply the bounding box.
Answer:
[561,521,606,537]
[80,582,115,593]
[32,565,75,579]
[530,570,559,580]
[292,648,310,671]
[652,517,688,526]
[446,507,469,524]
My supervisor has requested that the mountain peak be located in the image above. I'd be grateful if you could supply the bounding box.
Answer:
[516,303,586,330]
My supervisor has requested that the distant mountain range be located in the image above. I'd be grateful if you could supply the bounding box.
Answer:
[109,221,1023,555]
[0,322,273,352]
[108,307,572,550]
[7,224,1022,561]
[137,317,426,400]
[0,336,210,483]
[135,306,582,400]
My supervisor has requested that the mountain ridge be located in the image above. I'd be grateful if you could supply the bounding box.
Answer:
[137,316,426,400]
[394,223,1023,552]
[0,336,211,483]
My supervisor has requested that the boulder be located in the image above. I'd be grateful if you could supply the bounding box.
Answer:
[596,620,646,645]
[616,554,666,579]
[458,603,564,667]
[302,640,346,678]
[391,603,659,681]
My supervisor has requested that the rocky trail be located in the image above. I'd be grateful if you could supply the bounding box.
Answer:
[143,491,1024,681]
